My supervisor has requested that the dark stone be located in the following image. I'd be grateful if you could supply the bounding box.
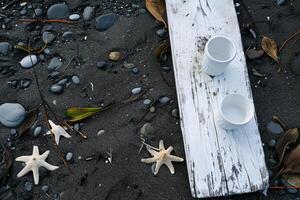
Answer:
[47,3,70,20]
[95,13,118,32]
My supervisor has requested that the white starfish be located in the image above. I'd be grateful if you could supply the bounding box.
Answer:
[46,120,71,145]
[15,146,59,185]
[141,140,184,175]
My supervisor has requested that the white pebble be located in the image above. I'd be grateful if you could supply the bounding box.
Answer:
[69,14,80,21]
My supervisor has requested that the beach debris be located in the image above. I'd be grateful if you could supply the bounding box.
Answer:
[145,0,167,27]
[15,146,59,185]
[64,107,104,123]
[155,39,170,61]
[141,140,184,175]
[261,36,279,63]
[46,120,71,145]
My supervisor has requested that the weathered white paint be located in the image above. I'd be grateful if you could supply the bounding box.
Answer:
[166,0,269,198]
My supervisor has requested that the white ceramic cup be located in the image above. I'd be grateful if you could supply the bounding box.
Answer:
[217,94,254,130]
[202,36,236,76]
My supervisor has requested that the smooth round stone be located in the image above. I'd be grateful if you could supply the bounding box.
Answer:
[20,79,32,89]
[131,87,142,95]
[132,67,139,74]
[62,31,74,40]
[123,62,135,69]
[71,76,80,84]
[159,96,170,104]
[39,54,45,61]
[66,152,73,161]
[24,181,32,192]
[0,42,12,56]
[171,108,179,118]
[0,103,26,128]
[96,60,107,70]
[34,8,43,17]
[50,84,63,94]
[143,99,152,106]
[268,139,276,147]
[69,14,80,21]
[95,13,118,32]
[20,9,27,15]
[33,126,42,136]
[20,55,38,69]
[10,128,17,135]
[73,123,80,131]
[48,57,62,71]
[43,47,54,56]
[42,185,49,193]
[42,32,56,44]
[83,6,94,21]
[49,71,60,78]
[287,188,298,194]
[57,78,68,86]
[156,28,167,37]
[47,3,70,20]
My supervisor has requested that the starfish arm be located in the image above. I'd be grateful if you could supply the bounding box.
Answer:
[40,150,50,160]
[48,120,56,129]
[154,159,163,175]
[32,146,40,156]
[32,167,39,185]
[141,157,158,163]
[45,130,52,135]
[41,161,59,171]
[15,156,31,163]
[54,132,60,145]
[159,140,165,150]
[17,164,32,177]
[166,146,174,154]
[59,128,71,138]
[167,154,184,162]
[146,147,159,156]
[164,159,175,174]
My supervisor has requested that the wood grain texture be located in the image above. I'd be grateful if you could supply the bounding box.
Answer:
[165,0,269,198]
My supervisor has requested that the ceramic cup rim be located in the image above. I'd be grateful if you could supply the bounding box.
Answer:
[205,36,237,63]
[220,94,254,126]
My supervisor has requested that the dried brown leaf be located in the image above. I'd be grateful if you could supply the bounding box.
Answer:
[282,174,300,187]
[282,144,300,174]
[154,39,170,61]
[19,107,39,136]
[146,0,167,27]
[276,128,299,166]
[261,36,279,63]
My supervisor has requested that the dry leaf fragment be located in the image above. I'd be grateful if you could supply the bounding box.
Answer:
[281,144,300,174]
[261,36,279,63]
[146,0,167,27]
[275,128,299,166]
[154,39,170,61]
[282,174,300,187]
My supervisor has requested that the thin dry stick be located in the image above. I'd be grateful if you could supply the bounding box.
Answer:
[18,19,78,24]
[63,122,88,139]
[28,38,70,170]
[279,29,300,52]
[269,186,300,189]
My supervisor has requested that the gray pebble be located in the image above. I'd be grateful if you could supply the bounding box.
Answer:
[20,79,32,89]
[0,42,12,56]
[69,14,80,21]
[42,32,56,44]
[50,84,63,94]
[34,8,43,17]
[42,185,49,193]
[47,3,70,20]
[24,181,32,192]
[0,103,26,128]
[156,28,167,37]
[159,96,170,105]
[83,6,94,21]
[43,47,54,56]
[33,126,42,136]
[72,76,80,85]
[48,57,62,71]
[95,13,118,32]
[20,9,27,15]
[132,67,139,74]
[57,78,68,86]
[143,99,152,106]
[123,62,135,69]
[73,123,80,131]
[171,108,179,118]
[39,54,45,61]
[268,139,276,147]
[10,128,17,135]
[66,152,73,161]
[131,87,142,95]
[96,60,107,70]
[62,31,74,41]
[287,188,298,194]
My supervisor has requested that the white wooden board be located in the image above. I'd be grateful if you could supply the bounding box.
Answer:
[166,0,269,198]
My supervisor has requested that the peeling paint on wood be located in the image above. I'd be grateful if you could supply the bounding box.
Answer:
[166,0,268,198]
